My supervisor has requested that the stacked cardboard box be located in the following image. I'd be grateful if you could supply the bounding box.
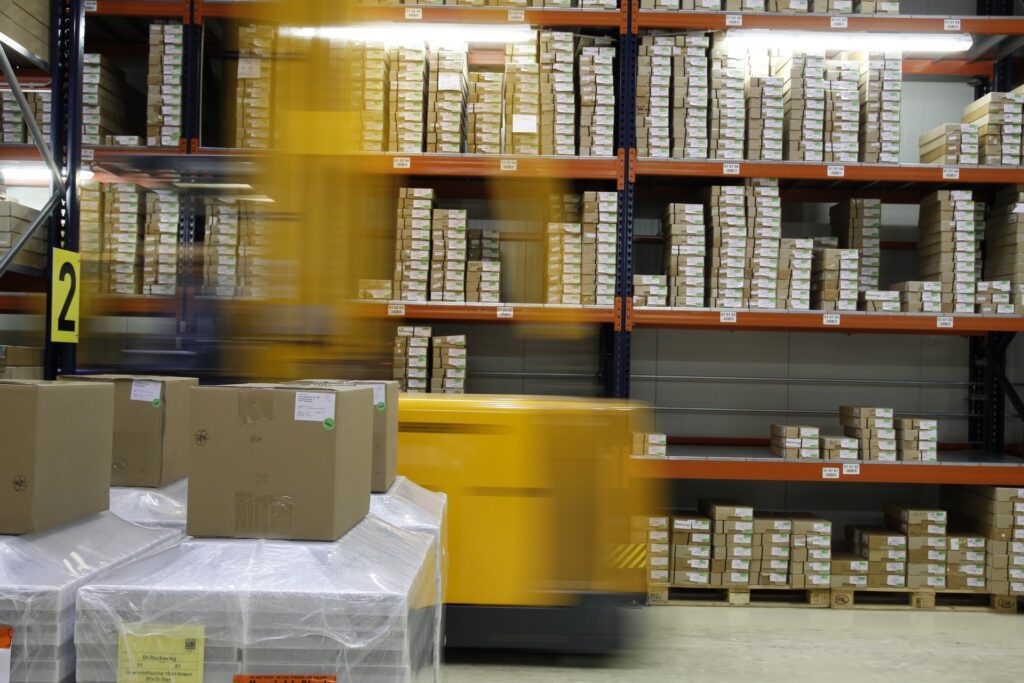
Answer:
[634,275,668,307]
[811,247,859,311]
[329,38,388,152]
[104,184,143,295]
[504,40,540,155]
[665,203,707,308]
[841,405,896,462]
[891,280,942,313]
[0,345,43,379]
[984,186,1024,289]
[770,425,820,460]
[237,203,270,299]
[202,200,239,297]
[832,198,881,292]
[709,43,745,160]
[0,199,45,271]
[429,209,467,303]
[389,44,428,153]
[580,0,619,8]
[746,179,781,309]
[860,290,900,312]
[33,89,51,141]
[707,185,746,309]
[427,48,467,154]
[769,0,811,9]
[848,526,907,588]
[821,435,860,460]
[746,76,784,161]
[918,190,978,314]
[633,432,668,458]
[825,59,860,163]
[942,486,1024,596]
[358,279,393,301]
[702,500,754,588]
[394,325,432,393]
[1,89,22,143]
[974,199,987,280]
[777,50,826,162]
[638,515,671,588]
[895,418,938,462]
[584,191,617,306]
[549,193,581,223]
[235,25,274,150]
[885,504,947,590]
[579,43,615,157]
[432,335,466,394]
[755,515,793,588]
[141,191,178,296]
[467,72,503,154]
[946,532,987,591]
[394,188,434,303]
[1,0,49,65]
[831,550,870,589]
[976,280,1014,314]
[147,22,184,148]
[674,33,710,160]
[812,0,853,9]
[539,31,575,156]
[637,35,676,159]
[80,182,105,293]
[858,0,900,12]
[857,51,901,163]
[82,54,125,146]
[546,222,582,304]
[777,238,813,310]
[918,123,979,166]
[963,92,1024,167]
[671,514,713,588]
[789,513,832,590]
[467,260,501,303]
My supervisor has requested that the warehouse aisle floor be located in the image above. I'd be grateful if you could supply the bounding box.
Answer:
[444,605,1024,682]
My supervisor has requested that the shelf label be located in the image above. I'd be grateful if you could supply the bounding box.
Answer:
[405,7,423,20]
[944,19,961,31]
[723,163,741,175]
[822,467,841,480]
[831,16,848,29]
[392,156,411,170]
[937,316,954,329]
[234,678,336,683]
[827,165,845,178]
[508,9,526,22]
[387,304,406,317]
[942,166,960,180]
[81,147,95,161]
[720,311,737,323]
[843,463,861,476]
[725,15,743,27]
[497,305,515,319]
[117,626,205,683]
[84,0,97,11]
[500,159,519,172]
[823,312,841,326]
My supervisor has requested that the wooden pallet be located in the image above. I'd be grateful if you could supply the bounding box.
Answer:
[648,584,830,608]
[830,587,1020,613]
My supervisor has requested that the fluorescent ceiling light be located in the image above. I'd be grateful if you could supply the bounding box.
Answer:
[722,30,973,54]
[281,23,536,49]
[172,182,254,190]
[0,164,91,185]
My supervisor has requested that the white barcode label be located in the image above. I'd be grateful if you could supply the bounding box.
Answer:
[500,159,519,172]
[387,304,406,317]
[831,16,848,29]
[392,157,411,170]
[84,0,97,11]
[723,163,741,175]
[937,316,954,329]
[405,7,423,20]
[720,311,737,323]
[822,467,841,480]
[942,167,960,180]
[508,9,525,21]
[827,165,845,178]
[294,392,336,422]
[823,313,841,326]
[944,19,961,31]
[843,463,860,476]
[81,147,95,161]
[726,15,743,27]
[497,305,514,319]
[130,380,162,403]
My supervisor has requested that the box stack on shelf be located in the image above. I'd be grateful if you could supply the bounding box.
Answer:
[467,72,503,154]
[790,514,832,590]
[758,517,792,587]
[671,513,712,589]
[885,505,947,590]
[104,183,143,295]
[976,280,1014,314]
[860,1,901,12]
[641,515,672,588]
[0,198,45,272]
[235,24,275,150]
[811,246,859,312]
[918,190,978,314]
[31,88,51,140]
[777,238,813,310]
[841,405,896,462]
[770,424,820,460]
[584,191,617,306]
[861,290,901,312]
[1,89,21,143]
[147,22,184,148]
[963,92,1024,167]
[848,526,908,589]
[675,33,710,160]
[505,38,540,155]
[432,334,466,394]
[746,75,784,161]
[896,418,938,463]
[634,432,668,458]
[984,186,1024,301]
[709,42,745,161]
[359,278,392,301]
[80,182,104,293]
[203,200,240,298]
[665,203,707,308]
[539,31,576,157]
[0,0,49,62]
[855,50,901,163]
[578,42,616,157]
[550,193,581,224]
[547,222,583,305]
[746,179,781,309]
[821,435,860,461]
[389,43,428,153]
[831,199,881,293]
[394,188,434,303]
[636,34,673,159]
[825,58,860,163]
[892,280,942,313]
[777,50,826,162]
[467,260,501,303]
[707,185,747,309]
[946,532,987,591]
[943,486,1024,596]
[430,209,467,303]
[702,499,755,589]
[427,48,467,154]
[919,123,979,166]
[634,275,669,307]
[141,191,178,297]
[832,550,870,590]
[394,325,432,393]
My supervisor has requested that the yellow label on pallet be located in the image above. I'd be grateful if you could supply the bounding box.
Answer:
[117,625,205,683]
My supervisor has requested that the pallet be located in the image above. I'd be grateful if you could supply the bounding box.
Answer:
[830,587,1020,613]
[648,584,830,608]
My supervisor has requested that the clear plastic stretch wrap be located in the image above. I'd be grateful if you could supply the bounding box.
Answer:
[0,512,182,683]
[108,479,188,530]
[75,515,438,682]
[370,477,447,679]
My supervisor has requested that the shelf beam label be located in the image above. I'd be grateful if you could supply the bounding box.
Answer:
[500,159,519,172]
[827,165,845,178]
[84,0,97,11]
[823,313,841,326]
[822,467,841,480]
[725,15,743,27]
[830,16,848,29]
[937,316,954,329]
[723,163,741,175]
[81,148,94,161]
[842,463,860,476]
[405,7,423,20]
[720,311,737,324]
[497,305,515,319]
[944,19,961,31]
[508,9,525,22]
[392,157,411,170]
[387,304,406,317]
[942,167,960,180]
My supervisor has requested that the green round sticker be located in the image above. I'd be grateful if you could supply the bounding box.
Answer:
[376,402,386,411]
[323,418,336,431]
[152,399,162,408]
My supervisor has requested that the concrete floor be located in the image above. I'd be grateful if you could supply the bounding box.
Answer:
[444,606,1024,682]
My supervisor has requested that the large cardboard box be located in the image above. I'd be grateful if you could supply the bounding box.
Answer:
[60,374,197,487]
[187,384,373,541]
[0,380,113,534]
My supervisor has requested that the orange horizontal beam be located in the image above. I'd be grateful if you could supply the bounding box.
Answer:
[630,457,1024,485]
[351,6,623,28]
[635,159,1024,184]
[0,144,44,161]
[360,153,620,180]
[195,0,271,20]
[356,302,615,325]
[636,11,1024,35]
[90,1,189,19]
[85,295,180,316]
[0,293,44,314]
[631,308,1024,335]
[903,59,993,78]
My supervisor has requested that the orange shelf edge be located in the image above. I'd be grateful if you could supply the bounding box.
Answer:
[636,11,1024,35]
[355,302,616,325]
[90,1,189,19]
[352,6,623,28]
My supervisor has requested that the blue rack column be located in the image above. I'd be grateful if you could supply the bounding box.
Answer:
[44,0,85,379]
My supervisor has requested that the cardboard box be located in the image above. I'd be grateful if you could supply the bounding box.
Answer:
[59,374,196,487]
[187,384,373,541]
[0,380,114,534]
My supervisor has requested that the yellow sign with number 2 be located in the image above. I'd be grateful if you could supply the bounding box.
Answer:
[50,248,80,344]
